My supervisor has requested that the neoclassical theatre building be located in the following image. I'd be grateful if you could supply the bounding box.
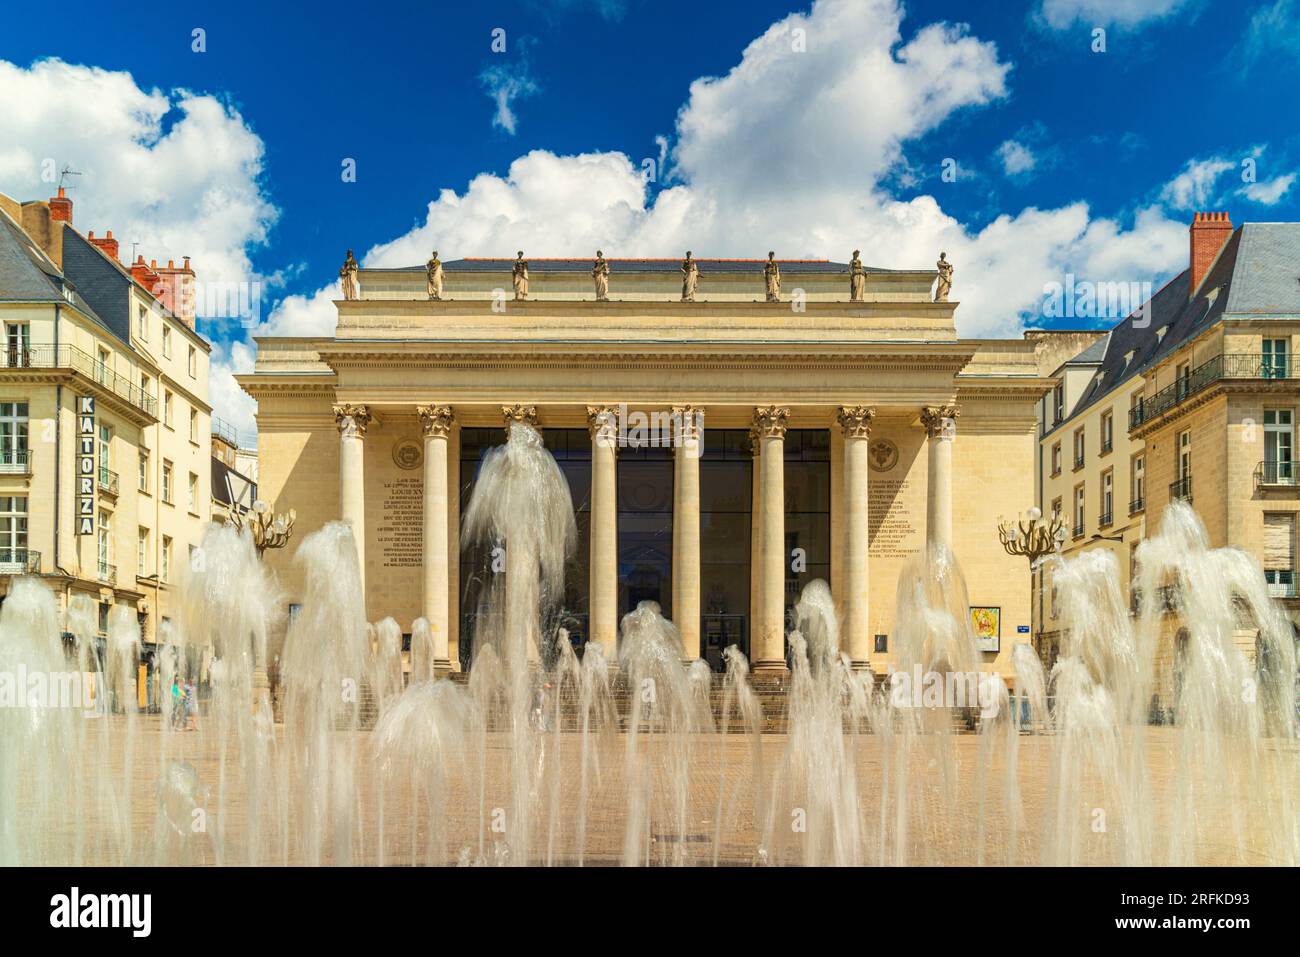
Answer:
[241,255,1083,678]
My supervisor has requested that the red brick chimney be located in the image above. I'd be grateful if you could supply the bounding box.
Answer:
[130,254,161,294]
[153,256,197,329]
[87,229,120,262]
[49,187,73,224]
[1190,211,1233,296]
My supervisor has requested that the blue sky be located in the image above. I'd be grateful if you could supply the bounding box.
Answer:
[1,0,1298,436]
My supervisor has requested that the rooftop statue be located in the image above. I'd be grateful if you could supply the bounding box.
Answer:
[849,249,866,302]
[934,251,954,303]
[680,251,699,302]
[764,251,781,302]
[512,251,529,301]
[592,250,610,301]
[339,249,359,301]
[426,250,443,300]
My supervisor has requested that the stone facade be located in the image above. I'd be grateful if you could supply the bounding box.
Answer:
[242,258,1064,680]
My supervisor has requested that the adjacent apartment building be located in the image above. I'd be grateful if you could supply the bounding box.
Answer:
[1036,211,1300,713]
[0,187,213,656]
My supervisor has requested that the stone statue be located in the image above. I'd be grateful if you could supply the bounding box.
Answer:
[591,250,610,301]
[512,251,529,301]
[934,251,954,303]
[339,249,359,301]
[763,251,781,302]
[849,249,866,302]
[680,251,699,302]
[426,250,444,300]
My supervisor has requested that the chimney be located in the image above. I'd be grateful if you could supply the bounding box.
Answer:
[49,187,73,224]
[153,255,197,329]
[130,254,161,295]
[1190,211,1233,296]
[88,228,120,262]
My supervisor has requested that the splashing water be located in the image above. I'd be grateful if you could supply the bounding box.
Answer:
[2,443,1296,866]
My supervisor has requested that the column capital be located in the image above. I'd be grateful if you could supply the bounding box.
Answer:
[417,404,455,438]
[586,405,620,445]
[502,403,539,434]
[836,405,876,439]
[333,403,373,438]
[671,405,704,443]
[752,404,790,440]
[921,404,960,439]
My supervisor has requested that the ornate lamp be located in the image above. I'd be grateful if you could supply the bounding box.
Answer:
[230,499,296,556]
[998,506,1067,565]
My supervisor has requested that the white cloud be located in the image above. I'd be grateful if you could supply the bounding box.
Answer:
[1159,155,1236,210]
[479,43,539,136]
[1038,0,1190,29]
[0,57,277,442]
[1238,173,1296,206]
[267,0,1183,341]
[996,140,1037,176]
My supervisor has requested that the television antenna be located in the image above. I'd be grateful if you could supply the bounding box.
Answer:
[57,166,82,190]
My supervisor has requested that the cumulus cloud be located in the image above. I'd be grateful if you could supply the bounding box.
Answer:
[263,0,1184,341]
[1239,173,1296,205]
[0,57,277,441]
[996,140,1037,176]
[1159,155,1237,210]
[1037,0,1190,29]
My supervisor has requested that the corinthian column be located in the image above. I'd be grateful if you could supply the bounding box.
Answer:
[334,403,373,593]
[752,405,790,674]
[672,406,703,660]
[837,406,874,668]
[587,406,619,659]
[922,405,959,554]
[418,404,454,677]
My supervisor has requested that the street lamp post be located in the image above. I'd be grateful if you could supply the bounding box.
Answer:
[999,506,1068,669]
[228,500,296,714]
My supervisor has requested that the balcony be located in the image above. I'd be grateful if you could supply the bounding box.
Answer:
[97,560,116,585]
[1072,454,1085,471]
[0,548,40,574]
[0,345,157,417]
[1255,460,1298,490]
[1129,354,1298,430]
[97,465,119,496]
[0,448,31,475]
[1129,496,1145,515]
[1170,475,1193,503]
[1268,582,1298,599]
[1099,509,1114,528]
[1072,522,1085,539]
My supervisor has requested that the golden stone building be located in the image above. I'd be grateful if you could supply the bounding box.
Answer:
[242,255,1081,678]
[1036,213,1300,714]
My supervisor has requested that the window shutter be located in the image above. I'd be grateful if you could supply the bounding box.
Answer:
[1263,513,1295,571]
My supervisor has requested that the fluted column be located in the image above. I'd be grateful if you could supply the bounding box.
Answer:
[837,406,875,668]
[672,406,703,660]
[418,404,454,677]
[334,403,372,594]
[922,405,959,554]
[752,405,790,674]
[587,406,619,659]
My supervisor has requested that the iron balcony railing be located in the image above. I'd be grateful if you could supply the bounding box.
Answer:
[1256,460,1298,489]
[1170,475,1192,503]
[97,560,116,585]
[0,345,157,417]
[0,548,40,574]
[1130,354,1297,430]
[1268,582,1297,599]
[1099,509,1113,528]
[0,448,30,474]
[212,417,241,448]
[1129,496,1145,515]
[97,465,119,495]
[1072,522,1085,539]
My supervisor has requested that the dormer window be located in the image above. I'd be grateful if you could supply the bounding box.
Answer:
[1155,325,1168,342]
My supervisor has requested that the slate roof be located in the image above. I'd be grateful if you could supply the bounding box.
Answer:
[371,258,910,275]
[1050,222,1300,432]
[0,207,66,301]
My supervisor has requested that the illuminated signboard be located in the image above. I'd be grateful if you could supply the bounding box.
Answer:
[77,395,95,535]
